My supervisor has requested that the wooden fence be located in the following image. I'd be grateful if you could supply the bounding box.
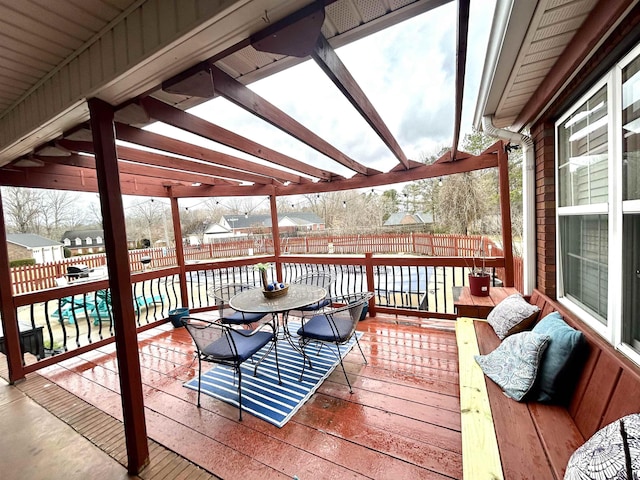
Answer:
[10,233,523,294]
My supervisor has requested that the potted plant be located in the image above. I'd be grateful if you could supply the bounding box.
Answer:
[255,263,270,290]
[468,239,491,297]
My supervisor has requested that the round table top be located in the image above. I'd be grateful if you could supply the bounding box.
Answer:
[229,284,327,314]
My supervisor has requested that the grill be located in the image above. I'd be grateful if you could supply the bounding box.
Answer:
[67,264,89,280]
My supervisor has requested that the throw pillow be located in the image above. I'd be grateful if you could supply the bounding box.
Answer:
[564,413,640,479]
[530,312,586,404]
[474,331,550,401]
[487,293,540,339]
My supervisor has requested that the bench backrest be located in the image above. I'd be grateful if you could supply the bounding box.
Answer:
[529,289,640,439]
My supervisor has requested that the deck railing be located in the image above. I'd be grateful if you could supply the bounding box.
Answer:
[7,233,518,375]
[10,233,514,294]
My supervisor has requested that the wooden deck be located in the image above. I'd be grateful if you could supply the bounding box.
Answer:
[6,314,462,479]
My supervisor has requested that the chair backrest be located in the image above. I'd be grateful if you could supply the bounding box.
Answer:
[208,283,256,310]
[292,273,335,295]
[329,292,373,339]
[183,317,234,357]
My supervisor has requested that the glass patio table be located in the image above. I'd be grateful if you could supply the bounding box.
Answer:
[229,283,327,348]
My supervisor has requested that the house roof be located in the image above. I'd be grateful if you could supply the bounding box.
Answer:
[223,212,324,229]
[61,230,104,241]
[383,212,434,226]
[474,0,616,132]
[6,233,62,248]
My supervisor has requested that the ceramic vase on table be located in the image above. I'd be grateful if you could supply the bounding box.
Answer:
[469,273,490,297]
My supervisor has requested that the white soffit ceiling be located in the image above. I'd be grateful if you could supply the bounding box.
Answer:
[492,0,598,129]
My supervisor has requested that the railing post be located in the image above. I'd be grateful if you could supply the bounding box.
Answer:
[364,252,376,317]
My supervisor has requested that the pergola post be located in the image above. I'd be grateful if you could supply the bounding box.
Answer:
[498,142,515,287]
[170,194,189,308]
[269,194,283,281]
[0,189,26,383]
[88,98,149,474]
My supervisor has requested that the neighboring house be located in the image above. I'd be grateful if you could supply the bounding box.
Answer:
[61,229,106,255]
[6,233,64,264]
[61,229,136,255]
[208,213,325,242]
[383,212,434,229]
[475,2,640,367]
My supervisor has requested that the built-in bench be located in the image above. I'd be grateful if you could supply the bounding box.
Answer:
[456,289,640,479]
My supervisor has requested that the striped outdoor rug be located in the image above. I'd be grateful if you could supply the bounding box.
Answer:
[184,323,362,427]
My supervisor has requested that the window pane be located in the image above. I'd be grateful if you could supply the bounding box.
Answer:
[558,86,608,207]
[623,213,640,351]
[560,215,608,324]
[623,55,640,200]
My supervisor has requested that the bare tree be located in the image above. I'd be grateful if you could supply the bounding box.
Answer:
[2,187,43,233]
[40,190,81,239]
[436,172,487,234]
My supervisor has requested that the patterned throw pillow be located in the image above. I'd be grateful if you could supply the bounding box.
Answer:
[474,331,550,401]
[564,414,640,479]
[487,293,540,339]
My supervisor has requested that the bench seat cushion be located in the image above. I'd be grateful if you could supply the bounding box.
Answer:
[475,331,550,401]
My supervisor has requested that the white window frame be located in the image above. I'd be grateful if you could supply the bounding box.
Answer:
[556,42,640,367]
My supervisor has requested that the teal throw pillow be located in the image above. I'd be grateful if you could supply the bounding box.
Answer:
[531,312,585,404]
[475,331,550,401]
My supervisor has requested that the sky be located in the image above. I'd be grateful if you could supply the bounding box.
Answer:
[141,0,497,208]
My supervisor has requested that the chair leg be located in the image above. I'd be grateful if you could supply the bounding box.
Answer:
[355,336,368,364]
[196,356,202,408]
[335,344,353,394]
[237,366,243,421]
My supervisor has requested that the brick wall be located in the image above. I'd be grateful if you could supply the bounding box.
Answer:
[531,122,556,299]
[6,243,32,263]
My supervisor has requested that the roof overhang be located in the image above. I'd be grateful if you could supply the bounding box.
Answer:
[474,0,639,133]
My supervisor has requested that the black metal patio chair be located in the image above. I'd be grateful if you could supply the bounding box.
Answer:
[296,291,373,393]
[208,283,267,326]
[182,316,281,420]
[287,272,335,320]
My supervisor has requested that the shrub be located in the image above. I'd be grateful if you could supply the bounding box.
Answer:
[10,258,36,267]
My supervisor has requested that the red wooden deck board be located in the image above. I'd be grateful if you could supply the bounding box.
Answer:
[33,315,462,480]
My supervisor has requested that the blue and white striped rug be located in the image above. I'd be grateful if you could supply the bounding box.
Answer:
[184,323,362,427]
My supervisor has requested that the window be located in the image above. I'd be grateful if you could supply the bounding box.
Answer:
[96,236,103,244]
[75,237,82,246]
[86,237,92,245]
[557,43,640,363]
[63,238,71,246]
[557,82,610,330]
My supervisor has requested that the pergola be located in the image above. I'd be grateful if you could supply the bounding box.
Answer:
[0,0,515,473]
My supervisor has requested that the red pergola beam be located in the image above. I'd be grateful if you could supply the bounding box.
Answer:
[39,153,239,187]
[167,150,499,197]
[138,97,337,181]
[58,139,269,185]
[210,66,377,176]
[0,163,170,196]
[311,34,410,169]
[113,123,306,185]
